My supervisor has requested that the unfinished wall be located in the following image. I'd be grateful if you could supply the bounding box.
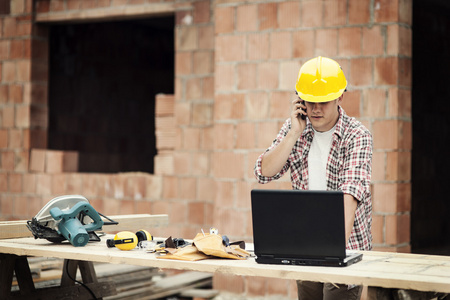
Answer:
[0,0,412,299]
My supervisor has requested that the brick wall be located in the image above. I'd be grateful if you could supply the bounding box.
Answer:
[0,0,412,299]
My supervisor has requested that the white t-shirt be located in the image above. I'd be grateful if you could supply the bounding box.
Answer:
[308,125,336,190]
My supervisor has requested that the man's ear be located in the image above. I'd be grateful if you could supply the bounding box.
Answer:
[337,94,344,105]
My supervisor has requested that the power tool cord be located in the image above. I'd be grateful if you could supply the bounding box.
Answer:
[65,261,98,300]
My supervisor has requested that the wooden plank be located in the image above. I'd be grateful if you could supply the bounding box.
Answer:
[1,237,450,294]
[0,214,168,240]
[8,281,117,300]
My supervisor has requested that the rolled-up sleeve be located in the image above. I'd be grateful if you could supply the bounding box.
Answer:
[339,132,373,203]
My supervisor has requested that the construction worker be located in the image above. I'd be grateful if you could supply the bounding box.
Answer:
[254,56,372,300]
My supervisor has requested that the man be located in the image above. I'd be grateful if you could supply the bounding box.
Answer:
[254,56,372,300]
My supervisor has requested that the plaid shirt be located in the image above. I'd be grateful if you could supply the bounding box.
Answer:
[254,107,373,250]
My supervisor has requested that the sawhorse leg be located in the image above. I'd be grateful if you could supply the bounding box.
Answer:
[1,254,117,299]
[0,254,36,298]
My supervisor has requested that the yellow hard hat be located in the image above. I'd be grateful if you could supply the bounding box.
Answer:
[295,56,347,103]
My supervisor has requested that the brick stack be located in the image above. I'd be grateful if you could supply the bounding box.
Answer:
[0,0,412,299]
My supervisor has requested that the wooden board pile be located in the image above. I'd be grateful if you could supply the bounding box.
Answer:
[11,257,219,300]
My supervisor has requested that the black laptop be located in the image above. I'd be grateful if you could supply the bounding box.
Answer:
[251,189,363,267]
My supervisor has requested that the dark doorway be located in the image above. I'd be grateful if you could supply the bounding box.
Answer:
[48,16,174,173]
[411,0,450,255]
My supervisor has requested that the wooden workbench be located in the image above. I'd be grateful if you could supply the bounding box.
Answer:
[1,234,450,299]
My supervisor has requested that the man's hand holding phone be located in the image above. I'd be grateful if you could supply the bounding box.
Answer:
[290,93,307,138]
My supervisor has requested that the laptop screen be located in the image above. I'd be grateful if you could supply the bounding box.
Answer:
[251,189,347,260]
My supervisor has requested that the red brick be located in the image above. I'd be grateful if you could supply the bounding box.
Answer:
[30,149,46,172]
[247,276,267,296]
[202,76,214,100]
[125,175,146,200]
[237,63,257,90]
[279,61,300,90]
[193,0,210,24]
[51,174,66,195]
[339,27,362,56]
[215,207,246,236]
[0,173,8,192]
[176,26,197,51]
[373,120,398,149]
[213,152,245,179]
[375,57,398,85]
[236,122,255,149]
[193,51,213,75]
[0,130,7,148]
[9,173,22,193]
[341,90,360,118]
[301,1,322,28]
[162,176,178,199]
[324,0,347,27]
[3,61,16,82]
[214,94,245,121]
[247,32,269,61]
[398,57,411,87]
[279,1,301,29]
[198,25,214,50]
[8,129,21,148]
[192,102,212,125]
[399,0,412,25]
[0,86,7,103]
[258,62,279,90]
[257,121,280,148]
[66,173,83,195]
[386,151,411,181]
[350,57,372,86]
[214,123,234,150]
[169,201,188,225]
[270,31,291,59]
[15,104,30,128]
[374,0,399,22]
[14,196,29,217]
[371,152,385,181]
[1,195,13,216]
[17,60,31,81]
[362,88,386,118]
[215,6,234,34]
[9,84,23,103]
[237,4,258,32]
[36,173,52,195]
[258,3,277,30]
[363,26,384,55]
[372,215,385,244]
[35,0,50,13]
[247,92,269,120]
[2,105,15,128]
[185,77,202,100]
[182,127,200,150]
[269,91,291,119]
[0,40,10,60]
[386,214,410,245]
[266,277,290,296]
[348,0,370,24]
[213,273,245,294]
[188,202,204,224]
[315,28,338,57]
[3,17,17,37]
[388,87,411,118]
[293,30,315,58]
[215,64,234,92]
[216,35,245,62]
[175,52,192,75]
[46,150,64,173]
[197,177,215,202]
[66,0,82,10]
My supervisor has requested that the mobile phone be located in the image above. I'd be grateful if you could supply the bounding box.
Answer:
[300,101,306,120]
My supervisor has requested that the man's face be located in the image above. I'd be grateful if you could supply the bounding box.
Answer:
[304,96,342,132]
